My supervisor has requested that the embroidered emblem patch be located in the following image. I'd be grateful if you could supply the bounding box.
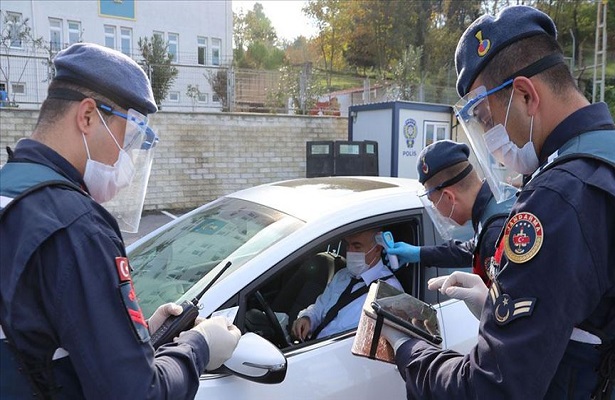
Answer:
[119,281,150,343]
[504,212,543,264]
[115,257,131,282]
[115,257,149,342]
[489,281,536,325]
[421,156,429,175]
[475,31,491,57]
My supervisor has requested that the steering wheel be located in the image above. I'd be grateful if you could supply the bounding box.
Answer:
[254,290,291,348]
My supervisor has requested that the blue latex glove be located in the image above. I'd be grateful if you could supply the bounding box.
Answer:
[386,241,421,264]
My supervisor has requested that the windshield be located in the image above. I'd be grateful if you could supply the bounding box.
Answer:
[130,197,304,316]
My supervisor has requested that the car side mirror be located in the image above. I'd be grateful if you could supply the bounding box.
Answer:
[222,332,287,384]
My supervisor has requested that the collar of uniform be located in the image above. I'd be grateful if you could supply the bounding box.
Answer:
[12,139,85,188]
[471,180,493,233]
[539,103,615,165]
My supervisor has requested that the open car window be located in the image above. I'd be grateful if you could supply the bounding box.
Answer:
[234,215,429,350]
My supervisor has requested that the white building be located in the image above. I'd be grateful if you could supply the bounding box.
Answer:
[0,0,232,111]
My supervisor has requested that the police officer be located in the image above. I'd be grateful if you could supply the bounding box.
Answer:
[382,6,615,399]
[0,43,241,399]
[387,140,514,296]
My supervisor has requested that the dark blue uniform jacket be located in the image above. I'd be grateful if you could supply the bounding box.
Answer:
[420,181,512,284]
[394,103,615,399]
[0,139,210,399]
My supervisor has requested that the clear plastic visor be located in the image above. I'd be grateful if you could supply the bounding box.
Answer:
[101,108,159,233]
[454,85,519,203]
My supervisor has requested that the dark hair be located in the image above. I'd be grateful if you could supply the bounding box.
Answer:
[36,81,120,130]
[481,34,579,103]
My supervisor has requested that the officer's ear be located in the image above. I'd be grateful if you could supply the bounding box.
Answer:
[512,76,540,117]
[76,98,99,134]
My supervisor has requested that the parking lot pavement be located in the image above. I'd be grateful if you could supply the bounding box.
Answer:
[123,210,180,246]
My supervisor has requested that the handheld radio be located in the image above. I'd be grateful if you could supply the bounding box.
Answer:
[150,261,232,349]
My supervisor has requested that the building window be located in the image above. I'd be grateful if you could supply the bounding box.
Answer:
[104,25,116,49]
[198,93,208,103]
[423,121,449,147]
[212,93,220,103]
[7,12,23,48]
[197,36,207,65]
[153,31,164,41]
[11,82,26,95]
[68,21,81,44]
[211,38,221,66]
[120,27,132,57]
[49,18,63,51]
[168,91,179,102]
[168,33,178,62]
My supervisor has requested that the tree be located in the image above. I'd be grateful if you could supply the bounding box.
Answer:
[389,45,423,101]
[303,0,348,89]
[138,35,178,107]
[206,69,229,111]
[0,11,44,104]
[233,3,285,70]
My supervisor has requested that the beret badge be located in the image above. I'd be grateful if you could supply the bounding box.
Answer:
[475,31,491,57]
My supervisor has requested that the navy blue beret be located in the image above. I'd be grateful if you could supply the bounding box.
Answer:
[53,42,157,115]
[417,140,470,185]
[455,5,557,97]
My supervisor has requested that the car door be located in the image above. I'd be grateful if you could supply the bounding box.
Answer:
[194,209,477,399]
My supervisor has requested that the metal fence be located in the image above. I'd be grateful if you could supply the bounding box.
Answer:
[1,48,460,114]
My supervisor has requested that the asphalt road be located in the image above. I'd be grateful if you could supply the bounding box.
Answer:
[122,210,180,246]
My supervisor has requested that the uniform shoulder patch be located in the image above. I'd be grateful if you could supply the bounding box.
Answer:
[504,212,543,264]
[489,280,536,325]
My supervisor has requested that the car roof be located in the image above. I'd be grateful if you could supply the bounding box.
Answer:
[227,176,425,222]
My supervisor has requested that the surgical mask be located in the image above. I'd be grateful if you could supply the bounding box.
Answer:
[434,191,462,229]
[82,110,135,203]
[346,244,378,277]
[483,89,539,175]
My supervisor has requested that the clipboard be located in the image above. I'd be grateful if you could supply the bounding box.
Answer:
[351,280,442,363]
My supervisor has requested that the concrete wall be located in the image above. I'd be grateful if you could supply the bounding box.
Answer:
[0,109,348,210]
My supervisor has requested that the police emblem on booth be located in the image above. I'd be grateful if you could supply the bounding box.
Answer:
[489,280,536,325]
[403,118,418,149]
[504,212,543,264]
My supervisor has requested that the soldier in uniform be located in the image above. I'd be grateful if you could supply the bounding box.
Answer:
[383,6,615,399]
[387,140,514,293]
[0,43,241,399]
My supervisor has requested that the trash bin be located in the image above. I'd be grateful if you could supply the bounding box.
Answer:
[306,141,334,178]
[334,141,363,176]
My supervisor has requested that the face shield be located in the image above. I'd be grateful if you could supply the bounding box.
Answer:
[417,164,476,241]
[99,106,159,233]
[453,83,520,203]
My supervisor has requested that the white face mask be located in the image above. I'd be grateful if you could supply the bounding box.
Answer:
[82,110,135,203]
[434,191,462,229]
[346,244,378,278]
[483,88,539,175]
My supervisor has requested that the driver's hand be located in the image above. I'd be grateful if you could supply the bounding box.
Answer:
[291,316,311,341]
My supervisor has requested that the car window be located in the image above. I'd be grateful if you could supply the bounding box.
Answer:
[236,215,429,350]
[130,197,304,317]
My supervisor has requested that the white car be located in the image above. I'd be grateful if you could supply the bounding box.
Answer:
[128,176,479,399]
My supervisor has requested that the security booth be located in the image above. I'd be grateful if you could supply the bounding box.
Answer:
[348,101,459,178]
[306,140,378,177]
